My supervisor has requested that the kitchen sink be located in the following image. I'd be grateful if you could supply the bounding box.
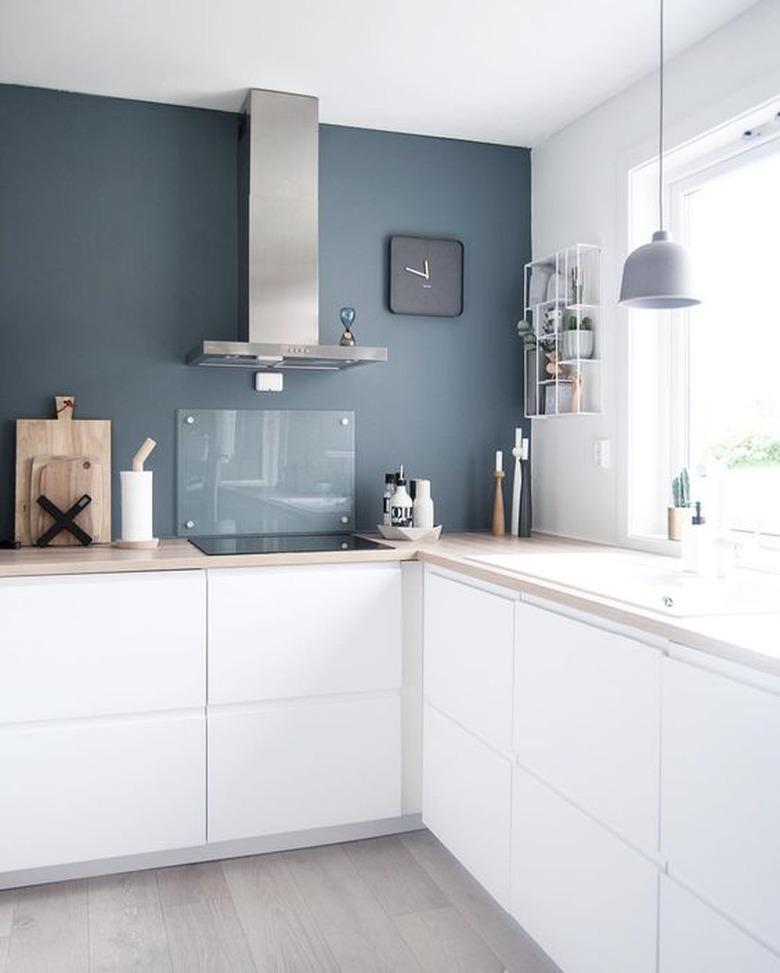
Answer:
[468,551,780,617]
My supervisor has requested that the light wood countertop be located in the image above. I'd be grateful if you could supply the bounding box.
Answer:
[0,536,417,576]
[1,531,778,677]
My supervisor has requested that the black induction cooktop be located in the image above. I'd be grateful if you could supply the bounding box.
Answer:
[189,533,393,556]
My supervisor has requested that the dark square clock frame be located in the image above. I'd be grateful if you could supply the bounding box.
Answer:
[389,235,464,317]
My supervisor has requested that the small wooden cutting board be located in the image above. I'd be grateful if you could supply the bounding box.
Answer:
[16,396,111,545]
[29,456,103,546]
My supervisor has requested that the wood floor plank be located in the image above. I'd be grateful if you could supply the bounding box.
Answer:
[0,832,562,973]
[394,905,505,972]
[402,831,561,973]
[0,891,14,939]
[161,896,257,973]
[155,861,232,907]
[223,853,339,973]
[284,844,424,973]
[88,869,172,973]
[0,891,13,971]
[345,836,448,917]
[5,880,89,973]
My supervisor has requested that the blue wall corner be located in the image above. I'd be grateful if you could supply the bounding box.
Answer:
[0,84,531,537]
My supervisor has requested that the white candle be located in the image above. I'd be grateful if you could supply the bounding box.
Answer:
[495,450,503,472]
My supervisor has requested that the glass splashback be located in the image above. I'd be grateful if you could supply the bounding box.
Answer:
[176,409,355,537]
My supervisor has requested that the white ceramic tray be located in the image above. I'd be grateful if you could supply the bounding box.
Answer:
[377,524,442,541]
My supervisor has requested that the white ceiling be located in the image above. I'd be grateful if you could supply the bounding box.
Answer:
[0,0,759,146]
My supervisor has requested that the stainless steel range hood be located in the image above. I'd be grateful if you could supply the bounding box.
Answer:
[187,89,388,370]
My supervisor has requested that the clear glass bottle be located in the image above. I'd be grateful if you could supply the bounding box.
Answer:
[681,501,712,574]
[382,473,396,526]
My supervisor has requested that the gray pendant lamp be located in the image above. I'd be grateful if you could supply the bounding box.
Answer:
[619,0,700,309]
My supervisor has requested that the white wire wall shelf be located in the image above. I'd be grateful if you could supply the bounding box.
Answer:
[521,243,603,419]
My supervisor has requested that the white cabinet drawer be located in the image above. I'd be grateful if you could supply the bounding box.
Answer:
[208,695,401,842]
[424,570,515,753]
[422,703,511,908]
[514,602,661,851]
[660,877,780,973]
[0,713,205,872]
[208,564,402,704]
[662,657,780,950]
[0,571,206,723]
[512,768,658,973]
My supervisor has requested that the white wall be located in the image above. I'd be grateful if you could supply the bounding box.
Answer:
[530,0,780,546]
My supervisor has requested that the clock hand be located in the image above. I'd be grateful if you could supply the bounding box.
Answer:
[404,265,428,278]
[423,259,430,280]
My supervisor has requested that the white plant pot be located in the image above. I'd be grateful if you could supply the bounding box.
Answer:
[562,330,594,360]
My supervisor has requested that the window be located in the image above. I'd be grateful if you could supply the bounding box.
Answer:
[628,128,780,543]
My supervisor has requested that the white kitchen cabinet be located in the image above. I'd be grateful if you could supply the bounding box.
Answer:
[659,876,780,973]
[512,767,658,973]
[208,564,402,703]
[514,602,661,852]
[208,695,401,841]
[0,713,205,872]
[422,703,511,908]
[424,569,515,753]
[207,562,405,844]
[661,657,780,951]
[0,571,206,724]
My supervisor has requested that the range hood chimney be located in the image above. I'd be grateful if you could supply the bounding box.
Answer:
[187,89,388,370]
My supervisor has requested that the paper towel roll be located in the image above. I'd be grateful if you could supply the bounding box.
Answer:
[120,470,154,541]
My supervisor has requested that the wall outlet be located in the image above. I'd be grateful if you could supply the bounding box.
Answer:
[255,372,284,392]
[593,439,611,468]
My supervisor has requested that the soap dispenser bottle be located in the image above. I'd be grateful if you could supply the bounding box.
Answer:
[681,501,711,574]
[390,467,414,527]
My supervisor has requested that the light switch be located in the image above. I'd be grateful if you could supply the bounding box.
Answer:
[593,439,611,468]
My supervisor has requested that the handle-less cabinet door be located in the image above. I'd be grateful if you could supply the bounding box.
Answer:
[514,602,661,853]
[0,713,205,872]
[659,877,780,973]
[208,564,402,703]
[661,657,780,951]
[512,768,658,973]
[208,696,401,842]
[0,572,206,723]
[422,703,512,908]
[424,570,515,753]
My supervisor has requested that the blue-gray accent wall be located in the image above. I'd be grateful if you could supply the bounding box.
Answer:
[0,84,530,538]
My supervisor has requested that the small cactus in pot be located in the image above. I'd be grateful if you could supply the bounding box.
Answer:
[562,315,594,360]
[671,468,690,509]
[668,468,691,541]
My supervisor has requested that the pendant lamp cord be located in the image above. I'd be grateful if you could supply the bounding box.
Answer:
[658,0,664,230]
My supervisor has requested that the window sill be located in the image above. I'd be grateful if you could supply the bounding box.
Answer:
[626,532,780,575]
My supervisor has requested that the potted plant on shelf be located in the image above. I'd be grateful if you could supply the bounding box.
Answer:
[562,316,594,360]
[668,468,691,541]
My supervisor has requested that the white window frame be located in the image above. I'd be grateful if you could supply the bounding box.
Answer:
[668,134,780,543]
[626,122,780,553]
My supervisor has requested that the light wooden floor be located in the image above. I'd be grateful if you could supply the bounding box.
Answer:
[0,830,560,972]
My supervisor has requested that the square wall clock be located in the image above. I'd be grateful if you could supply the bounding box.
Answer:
[389,235,464,317]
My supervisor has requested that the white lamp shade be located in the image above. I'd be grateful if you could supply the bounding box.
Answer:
[619,230,700,309]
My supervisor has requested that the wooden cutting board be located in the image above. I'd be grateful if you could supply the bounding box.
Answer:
[16,396,111,546]
[29,456,103,545]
